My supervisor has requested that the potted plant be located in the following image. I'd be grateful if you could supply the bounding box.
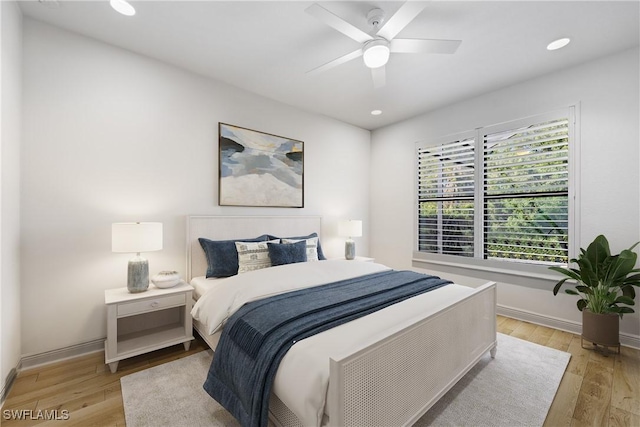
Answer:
[549,235,640,351]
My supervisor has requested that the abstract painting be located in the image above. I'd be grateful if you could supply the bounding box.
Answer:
[218,123,304,207]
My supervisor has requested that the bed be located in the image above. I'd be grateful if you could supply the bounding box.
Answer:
[186,215,497,427]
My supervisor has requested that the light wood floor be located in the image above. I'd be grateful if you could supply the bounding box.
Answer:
[2,316,639,427]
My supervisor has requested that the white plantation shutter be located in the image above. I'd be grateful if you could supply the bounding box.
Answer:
[483,117,569,263]
[416,109,573,266]
[417,137,475,257]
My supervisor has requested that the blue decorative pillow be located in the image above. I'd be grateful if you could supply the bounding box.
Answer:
[267,241,308,266]
[267,232,327,260]
[282,236,320,261]
[199,235,268,278]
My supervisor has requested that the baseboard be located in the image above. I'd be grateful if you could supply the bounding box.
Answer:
[497,304,640,350]
[19,339,104,371]
[1,367,19,408]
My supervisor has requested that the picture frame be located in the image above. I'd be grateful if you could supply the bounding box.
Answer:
[218,123,304,208]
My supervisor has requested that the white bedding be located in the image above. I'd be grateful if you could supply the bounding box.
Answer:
[191,261,476,427]
[191,275,221,300]
[191,260,391,334]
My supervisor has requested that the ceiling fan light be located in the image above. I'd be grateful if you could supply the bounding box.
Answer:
[363,41,390,69]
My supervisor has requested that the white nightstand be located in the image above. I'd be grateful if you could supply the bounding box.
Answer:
[104,283,194,373]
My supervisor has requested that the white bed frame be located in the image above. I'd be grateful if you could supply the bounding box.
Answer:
[187,215,497,427]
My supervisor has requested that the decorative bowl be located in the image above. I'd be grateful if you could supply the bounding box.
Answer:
[151,271,181,288]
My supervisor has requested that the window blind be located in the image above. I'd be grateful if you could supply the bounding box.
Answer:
[483,118,569,263]
[416,109,572,267]
[417,138,475,257]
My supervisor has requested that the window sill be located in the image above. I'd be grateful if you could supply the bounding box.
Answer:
[412,252,564,290]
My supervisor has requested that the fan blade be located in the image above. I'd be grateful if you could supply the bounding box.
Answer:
[390,38,461,54]
[376,2,428,41]
[371,66,386,89]
[306,4,373,44]
[307,49,363,76]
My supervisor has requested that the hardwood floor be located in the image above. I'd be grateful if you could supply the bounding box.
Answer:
[2,316,639,426]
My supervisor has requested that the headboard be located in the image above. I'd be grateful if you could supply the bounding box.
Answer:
[186,215,323,281]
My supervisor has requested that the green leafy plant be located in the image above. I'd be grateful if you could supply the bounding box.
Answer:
[549,235,640,316]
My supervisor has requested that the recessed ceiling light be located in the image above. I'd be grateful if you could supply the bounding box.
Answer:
[547,38,570,51]
[371,110,382,116]
[110,0,135,16]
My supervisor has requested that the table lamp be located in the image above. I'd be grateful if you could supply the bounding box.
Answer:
[338,219,362,260]
[112,222,163,293]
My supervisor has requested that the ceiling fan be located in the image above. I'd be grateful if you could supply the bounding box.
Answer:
[305,2,461,88]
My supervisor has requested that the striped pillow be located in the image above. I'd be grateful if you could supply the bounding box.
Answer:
[235,240,278,274]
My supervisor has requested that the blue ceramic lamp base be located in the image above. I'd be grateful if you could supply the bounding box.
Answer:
[128,255,149,293]
[345,239,356,260]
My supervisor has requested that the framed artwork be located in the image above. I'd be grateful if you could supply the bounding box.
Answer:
[218,123,304,207]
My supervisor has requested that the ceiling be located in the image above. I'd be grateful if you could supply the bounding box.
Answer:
[18,1,640,130]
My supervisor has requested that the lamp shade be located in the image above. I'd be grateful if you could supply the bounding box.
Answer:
[338,220,362,238]
[112,222,163,253]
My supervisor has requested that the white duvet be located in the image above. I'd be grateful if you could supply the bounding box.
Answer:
[191,260,475,427]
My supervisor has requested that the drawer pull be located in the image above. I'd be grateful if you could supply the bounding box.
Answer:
[117,293,186,316]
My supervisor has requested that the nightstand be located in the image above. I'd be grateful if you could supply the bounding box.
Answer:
[104,283,194,373]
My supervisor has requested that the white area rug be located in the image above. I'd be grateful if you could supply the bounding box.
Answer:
[121,333,570,427]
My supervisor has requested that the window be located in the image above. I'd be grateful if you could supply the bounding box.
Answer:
[417,109,574,267]
[417,136,476,257]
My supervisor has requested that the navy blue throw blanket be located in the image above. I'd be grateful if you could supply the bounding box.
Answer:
[203,270,451,427]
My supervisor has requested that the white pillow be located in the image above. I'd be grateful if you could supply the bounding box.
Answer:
[282,236,319,262]
[235,240,278,274]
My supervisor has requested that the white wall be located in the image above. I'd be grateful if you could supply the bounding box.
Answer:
[1,0,23,395]
[21,19,371,356]
[371,48,640,342]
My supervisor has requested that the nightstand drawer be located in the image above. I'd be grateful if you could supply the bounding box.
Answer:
[117,294,186,317]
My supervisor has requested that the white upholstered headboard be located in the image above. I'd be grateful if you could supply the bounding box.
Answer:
[186,215,323,281]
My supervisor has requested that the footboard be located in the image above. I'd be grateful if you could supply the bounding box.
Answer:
[328,281,497,427]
